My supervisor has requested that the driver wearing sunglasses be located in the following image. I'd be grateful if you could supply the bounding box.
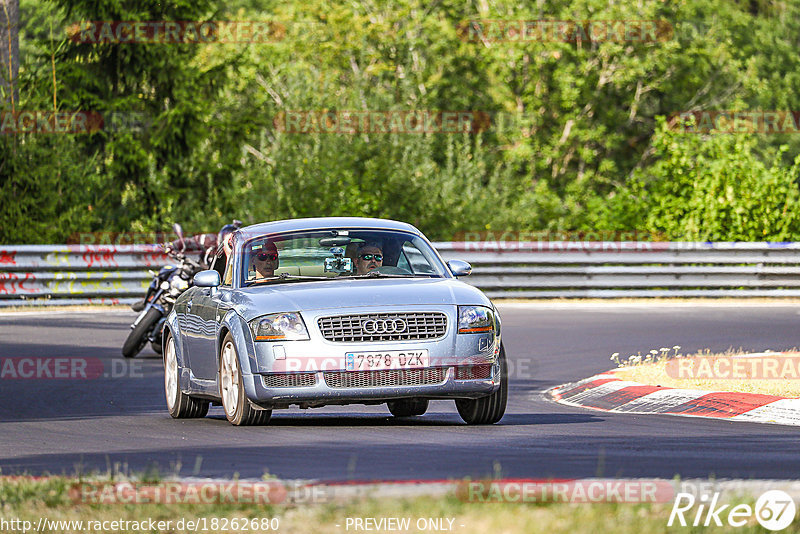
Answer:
[355,243,383,275]
[252,241,279,279]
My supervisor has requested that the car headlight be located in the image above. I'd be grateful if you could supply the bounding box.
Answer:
[249,312,310,341]
[457,305,494,334]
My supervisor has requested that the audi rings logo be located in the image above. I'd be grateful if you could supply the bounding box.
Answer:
[362,318,408,335]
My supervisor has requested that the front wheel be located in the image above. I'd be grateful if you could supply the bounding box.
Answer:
[455,344,508,425]
[122,307,162,358]
[164,333,209,418]
[219,333,271,426]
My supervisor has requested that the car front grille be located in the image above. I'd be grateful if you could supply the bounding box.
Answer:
[317,312,447,343]
[455,364,493,380]
[262,373,317,388]
[323,367,448,388]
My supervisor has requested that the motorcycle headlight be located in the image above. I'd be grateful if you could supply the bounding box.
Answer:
[170,278,189,291]
[249,312,310,341]
[457,305,494,334]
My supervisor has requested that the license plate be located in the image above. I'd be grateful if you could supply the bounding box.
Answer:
[345,349,429,371]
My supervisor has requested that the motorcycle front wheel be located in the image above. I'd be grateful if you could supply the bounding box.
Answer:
[122,307,162,358]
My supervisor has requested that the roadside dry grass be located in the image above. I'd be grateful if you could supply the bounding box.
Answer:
[0,476,787,534]
[612,349,800,397]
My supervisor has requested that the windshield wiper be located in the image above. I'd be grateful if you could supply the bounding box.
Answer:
[337,272,421,279]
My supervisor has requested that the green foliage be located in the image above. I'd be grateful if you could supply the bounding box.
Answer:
[234,131,515,239]
[0,135,101,243]
[3,0,800,243]
[638,120,800,241]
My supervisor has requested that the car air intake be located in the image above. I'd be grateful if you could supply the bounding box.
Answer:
[455,364,493,380]
[261,373,317,388]
[317,312,447,342]
[324,368,447,388]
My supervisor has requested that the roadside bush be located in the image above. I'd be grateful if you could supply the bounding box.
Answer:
[633,119,800,241]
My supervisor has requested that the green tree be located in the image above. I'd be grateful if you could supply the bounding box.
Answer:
[593,119,800,241]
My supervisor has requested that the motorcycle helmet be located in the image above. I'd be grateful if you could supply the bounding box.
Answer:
[217,220,243,245]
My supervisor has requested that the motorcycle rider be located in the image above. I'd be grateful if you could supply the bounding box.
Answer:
[218,222,239,260]
[131,220,241,312]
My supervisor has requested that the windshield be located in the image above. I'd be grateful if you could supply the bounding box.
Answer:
[240,229,448,286]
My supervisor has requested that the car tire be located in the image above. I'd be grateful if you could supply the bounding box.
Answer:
[219,333,271,426]
[151,341,163,355]
[164,333,209,419]
[387,399,429,417]
[455,343,508,425]
[122,307,162,358]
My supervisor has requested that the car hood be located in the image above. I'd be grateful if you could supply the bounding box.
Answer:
[229,278,490,320]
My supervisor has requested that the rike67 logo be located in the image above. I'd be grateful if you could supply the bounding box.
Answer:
[669,490,796,531]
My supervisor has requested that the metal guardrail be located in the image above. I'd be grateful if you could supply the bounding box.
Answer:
[434,241,800,298]
[0,245,167,307]
[3,242,800,306]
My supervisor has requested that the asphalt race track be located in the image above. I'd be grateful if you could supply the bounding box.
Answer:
[1,303,799,482]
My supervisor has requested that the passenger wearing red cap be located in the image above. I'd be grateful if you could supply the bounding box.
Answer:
[252,241,279,279]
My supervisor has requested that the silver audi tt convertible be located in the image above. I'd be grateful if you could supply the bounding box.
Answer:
[162,217,507,425]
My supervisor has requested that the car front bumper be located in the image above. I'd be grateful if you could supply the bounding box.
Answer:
[243,361,501,409]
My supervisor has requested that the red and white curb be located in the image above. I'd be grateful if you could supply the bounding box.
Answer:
[548,371,800,427]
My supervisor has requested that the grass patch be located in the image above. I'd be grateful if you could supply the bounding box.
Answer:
[0,476,790,533]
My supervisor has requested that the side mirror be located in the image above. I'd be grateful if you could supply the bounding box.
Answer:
[193,270,221,288]
[447,260,472,277]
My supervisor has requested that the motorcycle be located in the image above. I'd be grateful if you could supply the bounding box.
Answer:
[121,223,212,358]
